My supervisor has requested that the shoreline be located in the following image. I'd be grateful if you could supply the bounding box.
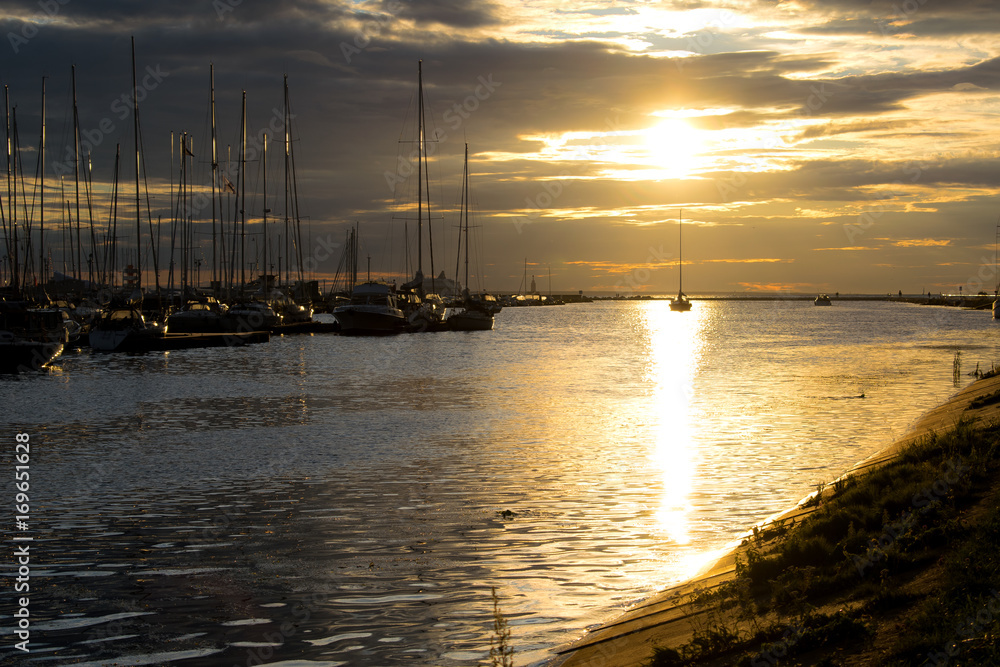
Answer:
[549,372,1000,667]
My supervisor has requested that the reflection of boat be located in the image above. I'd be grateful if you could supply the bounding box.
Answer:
[669,210,692,312]
[814,294,832,306]
[0,301,67,373]
[447,144,496,332]
[333,281,408,335]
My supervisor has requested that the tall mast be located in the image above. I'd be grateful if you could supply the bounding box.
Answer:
[181,133,188,292]
[239,90,246,293]
[210,63,219,294]
[262,131,268,291]
[71,67,82,283]
[39,77,45,285]
[1,86,8,291]
[416,60,423,278]
[463,143,469,291]
[678,209,683,295]
[131,36,142,291]
[5,86,17,294]
[285,76,305,287]
[283,75,290,287]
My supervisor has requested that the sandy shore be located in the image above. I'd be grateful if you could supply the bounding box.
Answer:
[549,373,1000,667]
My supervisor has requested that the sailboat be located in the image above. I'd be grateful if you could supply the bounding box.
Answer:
[337,60,446,334]
[333,253,408,335]
[447,144,496,331]
[669,210,692,312]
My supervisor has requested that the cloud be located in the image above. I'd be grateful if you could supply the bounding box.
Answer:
[892,238,952,247]
[383,0,502,28]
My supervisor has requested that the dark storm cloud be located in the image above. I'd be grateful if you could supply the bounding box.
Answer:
[382,0,502,28]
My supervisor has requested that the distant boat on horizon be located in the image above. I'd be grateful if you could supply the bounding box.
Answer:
[669,210,692,312]
[815,294,832,306]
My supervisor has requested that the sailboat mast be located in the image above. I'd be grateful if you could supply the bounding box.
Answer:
[131,37,142,291]
[181,133,188,292]
[463,143,469,291]
[1,86,9,291]
[39,77,45,285]
[284,77,305,287]
[210,64,219,294]
[239,90,247,293]
[678,208,683,295]
[416,60,424,278]
[283,75,290,288]
[262,131,268,291]
[72,67,82,283]
[8,87,20,294]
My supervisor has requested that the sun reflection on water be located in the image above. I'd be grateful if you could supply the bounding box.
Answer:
[643,300,706,545]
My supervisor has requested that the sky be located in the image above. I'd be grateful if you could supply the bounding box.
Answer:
[2,0,1000,295]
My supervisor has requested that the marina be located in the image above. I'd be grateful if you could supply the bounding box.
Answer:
[3,299,997,665]
[2,2,999,664]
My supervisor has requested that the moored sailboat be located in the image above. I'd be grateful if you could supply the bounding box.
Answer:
[669,210,692,312]
[447,144,496,331]
[333,281,408,335]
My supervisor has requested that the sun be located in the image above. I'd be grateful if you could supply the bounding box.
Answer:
[643,118,705,172]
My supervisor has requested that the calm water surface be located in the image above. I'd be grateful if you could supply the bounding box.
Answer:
[2,299,997,666]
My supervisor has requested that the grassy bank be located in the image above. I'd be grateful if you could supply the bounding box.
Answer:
[648,419,1000,667]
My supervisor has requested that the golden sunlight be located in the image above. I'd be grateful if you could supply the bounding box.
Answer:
[643,301,704,544]
[643,118,705,174]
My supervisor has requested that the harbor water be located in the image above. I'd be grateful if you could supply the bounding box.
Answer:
[2,299,997,666]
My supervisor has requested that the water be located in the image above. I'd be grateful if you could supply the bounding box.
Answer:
[2,299,996,666]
